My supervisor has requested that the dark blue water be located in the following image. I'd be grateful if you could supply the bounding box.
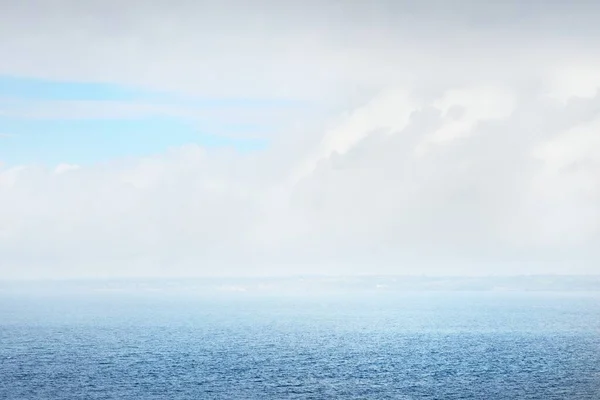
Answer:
[1,292,599,399]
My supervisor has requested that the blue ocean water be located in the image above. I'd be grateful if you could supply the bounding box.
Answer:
[1,291,599,399]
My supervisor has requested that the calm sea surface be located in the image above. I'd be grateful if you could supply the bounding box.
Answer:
[1,291,599,399]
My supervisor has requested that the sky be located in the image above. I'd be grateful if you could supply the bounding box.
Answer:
[1,0,600,279]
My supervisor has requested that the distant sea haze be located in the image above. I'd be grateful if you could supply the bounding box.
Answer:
[1,275,598,297]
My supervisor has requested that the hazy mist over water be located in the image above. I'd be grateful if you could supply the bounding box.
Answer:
[1,278,599,399]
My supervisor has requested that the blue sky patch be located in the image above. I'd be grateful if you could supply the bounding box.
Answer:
[0,74,308,107]
[0,75,155,102]
[0,117,268,166]
[0,75,304,165]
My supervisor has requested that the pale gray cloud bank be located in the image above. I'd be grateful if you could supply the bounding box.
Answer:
[1,1,599,278]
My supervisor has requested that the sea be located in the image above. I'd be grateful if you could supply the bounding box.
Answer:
[1,288,599,399]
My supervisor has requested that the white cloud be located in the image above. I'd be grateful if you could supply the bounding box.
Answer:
[292,89,418,182]
[54,163,80,175]
[2,83,600,278]
[533,116,600,170]
[545,63,600,103]
[0,166,26,188]
[1,1,600,278]
[416,86,515,155]
[2,1,600,103]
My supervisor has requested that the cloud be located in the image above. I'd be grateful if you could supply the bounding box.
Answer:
[1,1,600,278]
[292,89,417,182]
[545,63,600,103]
[54,163,80,175]
[2,1,600,102]
[2,82,600,279]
